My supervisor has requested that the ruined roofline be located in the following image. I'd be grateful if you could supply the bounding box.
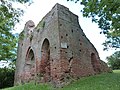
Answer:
[35,3,79,29]
[19,3,80,40]
[21,3,80,33]
[35,3,68,29]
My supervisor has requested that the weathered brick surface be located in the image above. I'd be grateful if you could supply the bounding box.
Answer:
[14,3,111,86]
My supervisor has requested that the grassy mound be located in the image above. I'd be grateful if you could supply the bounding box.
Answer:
[3,70,120,90]
[60,70,120,90]
[3,83,53,90]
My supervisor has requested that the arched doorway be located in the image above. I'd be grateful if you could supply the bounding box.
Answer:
[25,49,35,71]
[27,49,35,63]
[91,53,100,73]
[23,48,35,82]
[40,38,51,82]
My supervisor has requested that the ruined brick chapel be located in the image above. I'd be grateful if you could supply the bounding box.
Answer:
[14,3,111,86]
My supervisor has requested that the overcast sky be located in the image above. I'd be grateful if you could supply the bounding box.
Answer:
[14,0,117,62]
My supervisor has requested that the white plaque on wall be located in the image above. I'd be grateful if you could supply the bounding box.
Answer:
[61,43,67,48]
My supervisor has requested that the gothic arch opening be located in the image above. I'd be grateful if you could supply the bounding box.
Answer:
[40,38,51,82]
[91,53,100,73]
[27,49,35,63]
[25,48,35,72]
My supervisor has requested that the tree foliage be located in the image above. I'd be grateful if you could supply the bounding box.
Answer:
[67,0,120,50]
[106,51,120,70]
[0,67,15,89]
[0,0,32,61]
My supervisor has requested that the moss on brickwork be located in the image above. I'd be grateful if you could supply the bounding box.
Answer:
[36,20,45,32]
[30,34,33,42]
[19,31,24,40]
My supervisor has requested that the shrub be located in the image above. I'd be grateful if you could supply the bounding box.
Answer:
[0,67,15,89]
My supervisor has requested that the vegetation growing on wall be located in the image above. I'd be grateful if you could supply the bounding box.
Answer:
[19,31,24,40]
[36,20,45,32]
[30,34,33,42]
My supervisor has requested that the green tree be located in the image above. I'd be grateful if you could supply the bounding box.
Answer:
[0,67,15,89]
[106,51,120,70]
[67,0,120,50]
[0,0,32,62]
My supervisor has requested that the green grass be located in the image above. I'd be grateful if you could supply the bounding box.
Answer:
[60,70,120,90]
[3,83,53,90]
[3,70,120,90]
